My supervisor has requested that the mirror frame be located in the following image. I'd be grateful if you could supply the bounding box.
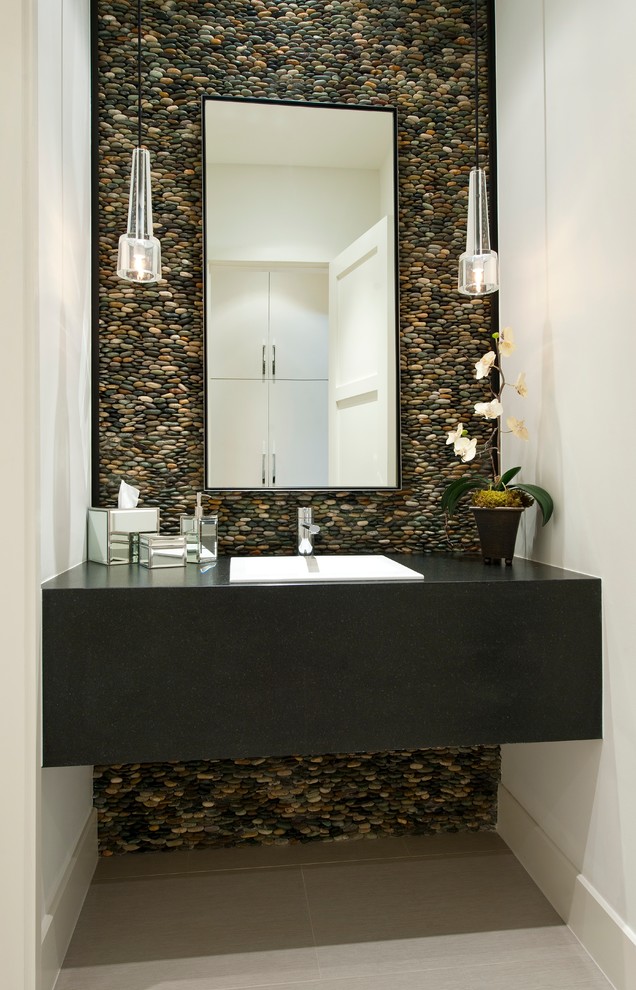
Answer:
[201,94,401,493]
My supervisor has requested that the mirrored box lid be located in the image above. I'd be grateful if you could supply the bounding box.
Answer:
[139,533,187,569]
[87,507,160,565]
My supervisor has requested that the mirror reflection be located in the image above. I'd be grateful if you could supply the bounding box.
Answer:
[203,97,399,490]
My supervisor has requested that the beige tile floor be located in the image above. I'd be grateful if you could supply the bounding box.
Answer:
[56,833,613,990]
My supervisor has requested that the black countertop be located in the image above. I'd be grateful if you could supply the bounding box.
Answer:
[42,553,602,766]
[42,552,598,590]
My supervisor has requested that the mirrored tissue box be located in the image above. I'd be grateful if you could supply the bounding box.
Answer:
[87,507,160,565]
[139,534,187,569]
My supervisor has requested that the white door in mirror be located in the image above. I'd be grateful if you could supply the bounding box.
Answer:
[207,266,329,488]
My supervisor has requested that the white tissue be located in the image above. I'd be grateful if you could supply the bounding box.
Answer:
[118,480,140,509]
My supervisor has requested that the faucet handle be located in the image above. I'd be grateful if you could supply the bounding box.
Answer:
[297,506,319,555]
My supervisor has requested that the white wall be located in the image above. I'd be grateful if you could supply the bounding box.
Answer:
[0,2,39,985]
[496,0,636,983]
[39,0,92,582]
[207,163,381,262]
[38,0,95,987]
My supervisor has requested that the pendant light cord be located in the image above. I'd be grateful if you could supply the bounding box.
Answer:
[137,0,142,149]
[473,0,479,171]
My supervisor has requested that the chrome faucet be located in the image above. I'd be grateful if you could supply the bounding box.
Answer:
[297,507,320,555]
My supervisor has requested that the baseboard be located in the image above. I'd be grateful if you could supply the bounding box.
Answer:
[40,808,98,990]
[497,784,636,990]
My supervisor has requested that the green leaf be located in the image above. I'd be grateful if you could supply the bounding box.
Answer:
[512,483,554,525]
[500,466,522,487]
[440,478,472,512]
[441,477,489,516]
[443,481,479,516]
[441,476,473,497]
[492,331,500,340]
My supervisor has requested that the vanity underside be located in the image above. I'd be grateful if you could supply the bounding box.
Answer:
[41,553,602,767]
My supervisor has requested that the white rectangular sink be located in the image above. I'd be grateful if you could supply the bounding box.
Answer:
[229,554,424,584]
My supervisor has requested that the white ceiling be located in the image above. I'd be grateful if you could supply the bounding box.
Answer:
[204,99,394,169]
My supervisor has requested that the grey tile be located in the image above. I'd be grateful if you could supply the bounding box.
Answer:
[314,926,585,980]
[91,834,500,884]
[63,867,316,968]
[59,840,614,990]
[302,852,562,945]
[93,850,191,881]
[57,954,610,990]
[56,947,320,990]
[187,836,410,874]
[402,831,508,859]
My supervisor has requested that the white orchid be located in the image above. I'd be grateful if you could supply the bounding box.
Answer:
[499,326,516,356]
[442,325,554,529]
[446,423,465,446]
[514,372,527,397]
[447,423,477,463]
[475,350,496,380]
[454,436,477,462]
[507,416,529,441]
[474,398,503,420]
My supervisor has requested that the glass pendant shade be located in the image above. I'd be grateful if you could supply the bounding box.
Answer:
[458,166,499,297]
[117,147,161,283]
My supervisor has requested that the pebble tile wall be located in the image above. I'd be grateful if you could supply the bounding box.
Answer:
[95,749,500,854]
[94,0,499,853]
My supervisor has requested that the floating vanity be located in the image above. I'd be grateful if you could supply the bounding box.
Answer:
[41,553,602,767]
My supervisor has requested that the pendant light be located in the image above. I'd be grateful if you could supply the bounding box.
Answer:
[458,0,498,297]
[117,0,161,283]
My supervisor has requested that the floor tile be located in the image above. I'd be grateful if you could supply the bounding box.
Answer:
[186,836,410,874]
[62,867,317,979]
[58,835,614,990]
[94,849,191,881]
[302,851,562,945]
[402,831,508,858]
[93,836,414,883]
[314,927,583,980]
[93,832,503,883]
[84,955,609,990]
[55,947,320,990]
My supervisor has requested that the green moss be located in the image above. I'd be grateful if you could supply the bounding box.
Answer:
[471,489,533,509]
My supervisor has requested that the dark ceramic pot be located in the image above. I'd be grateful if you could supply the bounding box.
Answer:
[471,507,525,565]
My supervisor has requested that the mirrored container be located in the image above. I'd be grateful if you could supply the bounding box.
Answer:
[179,515,199,562]
[87,507,160,565]
[139,534,187,569]
[179,513,218,563]
[197,515,218,564]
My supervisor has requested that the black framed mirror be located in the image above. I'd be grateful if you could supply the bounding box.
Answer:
[202,96,400,491]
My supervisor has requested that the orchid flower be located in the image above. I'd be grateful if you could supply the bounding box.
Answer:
[507,416,529,441]
[454,436,477,462]
[441,324,554,530]
[474,398,503,420]
[474,350,496,380]
[514,372,528,397]
[446,423,464,446]
[499,326,516,357]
